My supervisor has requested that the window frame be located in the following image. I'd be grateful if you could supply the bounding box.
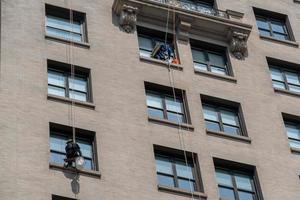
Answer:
[146,88,189,124]
[137,26,178,61]
[203,103,244,136]
[49,123,98,171]
[284,120,300,149]
[154,146,203,193]
[45,4,88,43]
[256,15,290,40]
[216,167,258,200]
[191,46,229,75]
[47,61,92,103]
[269,65,300,93]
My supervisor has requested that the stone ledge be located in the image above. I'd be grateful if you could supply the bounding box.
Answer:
[148,116,194,131]
[194,69,237,83]
[45,34,91,48]
[140,56,183,71]
[157,185,207,199]
[274,88,300,98]
[260,35,299,47]
[47,94,96,109]
[49,163,101,178]
[206,130,251,143]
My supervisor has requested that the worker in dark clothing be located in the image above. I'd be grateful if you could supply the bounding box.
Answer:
[64,139,82,168]
[152,42,174,61]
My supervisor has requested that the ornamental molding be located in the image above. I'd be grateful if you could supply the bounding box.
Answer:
[119,4,138,33]
[229,31,249,60]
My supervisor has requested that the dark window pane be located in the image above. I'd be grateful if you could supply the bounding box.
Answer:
[148,107,164,119]
[205,120,221,132]
[211,66,227,75]
[289,85,300,93]
[77,140,93,158]
[138,36,153,51]
[216,169,233,187]
[256,18,269,30]
[175,160,194,179]
[203,105,218,121]
[50,134,68,152]
[273,33,288,40]
[223,125,240,135]
[156,156,173,175]
[272,81,286,90]
[220,110,238,126]
[271,21,285,34]
[48,70,65,87]
[289,139,300,149]
[84,158,93,170]
[194,62,208,71]
[50,152,65,165]
[238,191,254,200]
[285,72,300,85]
[208,53,226,67]
[235,174,253,191]
[270,68,283,81]
[285,124,300,140]
[167,112,184,123]
[157,174,175,187]
[259,29,271,37]
[219,187,235,200]
[192,49,206,63]
[147,93,163,109]
[69,90,87,102]
[48,85,66,97]
[178,178,195,192]
[165,97,184,113]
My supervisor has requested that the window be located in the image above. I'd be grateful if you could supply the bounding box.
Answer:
[145,82,189,124]
[46,4,87,42]
[47,60,91,102]
[137,26,178,62]
[191,40,230,76]
[154,145,203,192]
[254,8,293,41]
[49,123,97,171]
[269,66,300,93]
[201,95,246,136]
[283,118,300,149]
[214,158,263,200]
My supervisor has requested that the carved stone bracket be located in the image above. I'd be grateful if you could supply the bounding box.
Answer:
[229,31,249,60]
[119,4,138,33]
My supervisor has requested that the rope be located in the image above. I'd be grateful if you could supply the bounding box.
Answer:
[67,1,79,199]
[68,1,76,144]
[164,4,197,200]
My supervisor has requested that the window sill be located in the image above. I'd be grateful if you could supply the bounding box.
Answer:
[259,35,299,47]
[158,185,207,199]
[274,88,300,98]
[49,163,101,178]
[47,94,95,109]
[148,116,194,131]
[45,34,91,48]
[194,69,237,83]
[206,130,251,143]
[140,56,183,71]
[290,147,300,154]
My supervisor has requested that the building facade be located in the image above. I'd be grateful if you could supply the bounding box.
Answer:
[1,0,300,199]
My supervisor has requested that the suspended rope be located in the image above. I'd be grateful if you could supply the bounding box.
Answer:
[68,1,76,144]
[164,4,197,200]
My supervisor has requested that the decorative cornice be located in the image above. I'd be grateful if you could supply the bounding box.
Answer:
[119,4,138,33]
[229,31,249,60]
